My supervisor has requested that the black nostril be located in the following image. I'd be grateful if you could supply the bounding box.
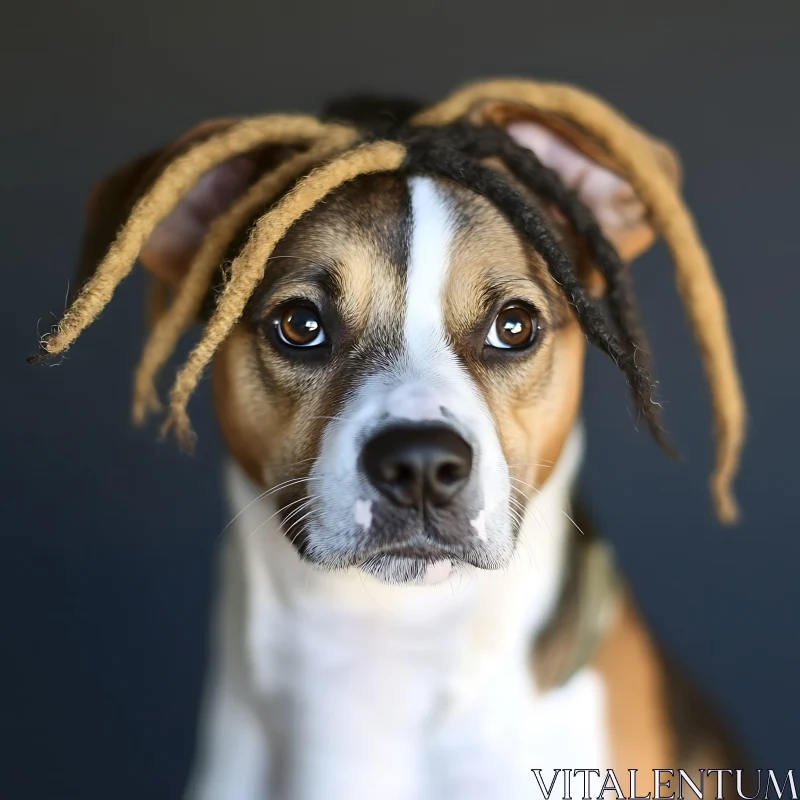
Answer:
[437,461,462,486]
[384,461,414,488]
[360,424,473,509]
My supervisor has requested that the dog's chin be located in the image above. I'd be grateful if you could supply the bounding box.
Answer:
[297,516,517,585]
[359,552,458,585]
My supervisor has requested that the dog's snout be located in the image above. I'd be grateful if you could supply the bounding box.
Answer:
[361,425,473,509]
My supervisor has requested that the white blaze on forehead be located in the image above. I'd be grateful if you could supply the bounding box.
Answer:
[404,176,454,359]
[385,383,444,422]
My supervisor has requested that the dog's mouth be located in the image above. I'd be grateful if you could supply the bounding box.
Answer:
[353,534,503,584]
[358,548,461,585]
[368,543,452,561]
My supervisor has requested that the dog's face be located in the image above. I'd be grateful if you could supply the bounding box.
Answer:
[212,170,588,583]
[83,112,667,584]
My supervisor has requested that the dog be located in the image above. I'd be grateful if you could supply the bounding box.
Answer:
[41,84,747,799]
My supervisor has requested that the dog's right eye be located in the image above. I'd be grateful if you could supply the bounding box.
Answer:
[275,304,327,348]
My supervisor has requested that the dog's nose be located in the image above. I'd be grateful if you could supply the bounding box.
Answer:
[361,425,473,509]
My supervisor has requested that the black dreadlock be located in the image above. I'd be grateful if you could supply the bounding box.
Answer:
[188,107,667,450]
[396,124,669,451]
[425,123,653,368]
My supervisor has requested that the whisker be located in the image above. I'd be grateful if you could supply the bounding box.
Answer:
[506,498,525,516]
[246,495,314,540]
[508,476,584,536]
[286,509,317,547]
[219,475,319,537]
[511,524,539,572]
[282,498,316,526]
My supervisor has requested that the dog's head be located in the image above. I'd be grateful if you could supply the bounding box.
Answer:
[36,81,744,583]
[211,152,667,583]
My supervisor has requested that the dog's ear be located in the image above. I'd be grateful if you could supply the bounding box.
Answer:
[474,102,680,267]
[74,118,259,296]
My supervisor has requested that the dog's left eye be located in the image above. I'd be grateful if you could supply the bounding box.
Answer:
[275,305,327,347]
[485,304,539,350]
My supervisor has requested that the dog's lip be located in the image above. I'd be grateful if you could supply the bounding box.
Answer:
[370,544,452,561]
[356,538,477,567]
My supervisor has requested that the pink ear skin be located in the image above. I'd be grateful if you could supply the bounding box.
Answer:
[506,121,657,263]
[139,156,256,286]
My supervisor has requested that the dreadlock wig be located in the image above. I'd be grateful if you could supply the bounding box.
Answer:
[31,78,745,522]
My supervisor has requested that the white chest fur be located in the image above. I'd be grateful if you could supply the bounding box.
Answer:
[185,428,611,800]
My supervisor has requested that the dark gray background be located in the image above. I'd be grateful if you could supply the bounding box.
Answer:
[2,1,798,797]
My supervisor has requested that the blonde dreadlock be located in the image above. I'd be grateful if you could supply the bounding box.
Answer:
[32,79,745,522]
[38,115,350,358]
[131,130,359,424]
[164,139,406,447]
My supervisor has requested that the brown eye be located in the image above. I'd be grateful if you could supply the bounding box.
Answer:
[485,304,539,350]
[276,305,327,347]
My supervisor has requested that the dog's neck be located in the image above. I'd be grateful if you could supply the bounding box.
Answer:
[213,425,594,798]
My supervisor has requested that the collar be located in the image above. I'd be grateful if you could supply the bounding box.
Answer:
[534,531,624,690]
